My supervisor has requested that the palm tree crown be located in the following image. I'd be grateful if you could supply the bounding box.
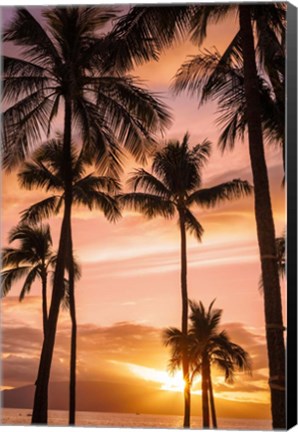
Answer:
[120,133,252,235]
[2,7,172,171]
[1,223,54,336]
[1,223,53,299]
[18,138,121,225]
[188,300,251,382]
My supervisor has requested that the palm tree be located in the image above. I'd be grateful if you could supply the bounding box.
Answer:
[185,8,286,427]
[119,133,252,427]
[1,223,54,337]
[110,5,286,426]
[164,300,251,429]
[2,7,171,424]
[189,300,251,429]
[18,137,121,424]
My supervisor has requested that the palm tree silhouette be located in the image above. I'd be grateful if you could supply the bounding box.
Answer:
[111,5,286,426]
[120,133,252,427]
[19,138,121,226]
[18,137,121,424]
[1,223,54,337]
[189,300,251,428]
[173,43,285,178]
[164,300,251,429]
[2,7,171,424]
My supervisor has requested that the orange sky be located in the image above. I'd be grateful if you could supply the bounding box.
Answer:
[1,5,286,420]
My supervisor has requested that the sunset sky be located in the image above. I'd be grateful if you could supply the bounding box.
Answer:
[1,5,286,420]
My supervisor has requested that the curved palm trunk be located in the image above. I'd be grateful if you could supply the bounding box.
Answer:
[207,365,217,429]
[201,354,210,429]
[41,266,48,339]
[68,228,77,425]
[179,208,191,428]
[239,6,285,428]
[32,97,73,424]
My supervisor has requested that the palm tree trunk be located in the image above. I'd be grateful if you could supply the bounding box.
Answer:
[41,266,48,339]
[68,228,77,425]
[208,365,217,429]
[178,208,190,428]
[201,355,210,429]
[32,97,73,424]
[239,6,285,429]
[179,209,191,428]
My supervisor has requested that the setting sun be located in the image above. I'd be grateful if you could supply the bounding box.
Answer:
[112,361,202,394]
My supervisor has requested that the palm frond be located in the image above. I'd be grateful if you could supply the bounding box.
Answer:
[3,8,61,67]
[73,97,125,177]
[2,76,51,104]
[19,266,40,301]
[103,6,190,73]
[64,254,82,282]
[60,278,70,311]
[172,51,218,98]
[210,332,252,374]
[90,77,172,163]
[74,174,121,194]
[2,90,56,170]
[128,169,172,198]
[20,196,61,224]
[1,266,31,297]
[2,247,34,268]
[191,139,212,166]
[119,192,175,219]
[189,5,234,45]
[33,137,62,163]
[184,208,204,241]
[163,326,184,347]
[187,179,252,208]
[212,356,235,383]
[73,188,121,222]
[3,56,48,77]
[18,160,63,192]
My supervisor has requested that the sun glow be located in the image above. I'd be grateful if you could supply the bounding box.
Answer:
[111,361,201,393]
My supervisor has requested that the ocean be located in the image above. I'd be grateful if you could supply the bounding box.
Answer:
[0,408,272,430]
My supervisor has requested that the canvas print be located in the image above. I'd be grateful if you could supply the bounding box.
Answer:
[0,2,292,430]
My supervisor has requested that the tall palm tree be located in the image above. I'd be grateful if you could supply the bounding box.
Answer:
[18,137,121,424]
[1,223,54,337]
[120,134,252,427]
[2,7,171,423]
[185,8,286,427]
[110,5,286,426]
